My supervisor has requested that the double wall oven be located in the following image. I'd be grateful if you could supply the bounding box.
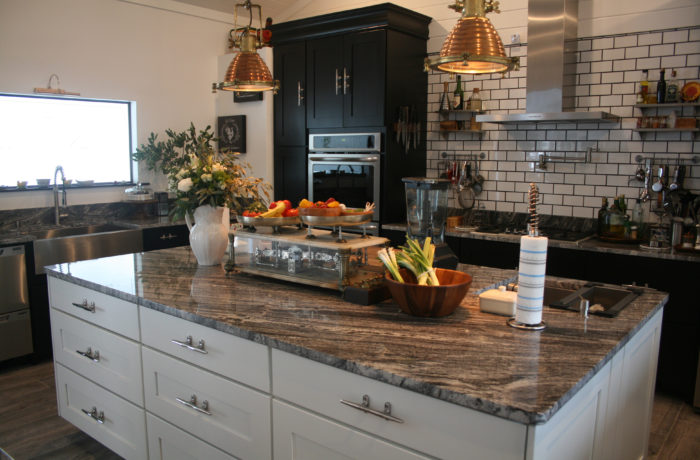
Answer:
[308,132,381,225]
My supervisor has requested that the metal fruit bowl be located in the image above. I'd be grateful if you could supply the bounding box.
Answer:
[300,213,372,227]
[238,215,301,226]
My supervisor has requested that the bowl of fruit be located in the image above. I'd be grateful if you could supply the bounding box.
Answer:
[239,200,301,230]
[298,197,343,216]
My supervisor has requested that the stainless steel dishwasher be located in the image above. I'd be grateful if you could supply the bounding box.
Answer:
[0,244,33,361]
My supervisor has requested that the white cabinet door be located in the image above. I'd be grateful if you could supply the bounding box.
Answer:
[273,400,430,460]
[146,413,237,460]
[48,277,139,340]
[142,347,272,459]
[55,363,147,460]
[50,308,143,405]
[272,349,526,460]
[140,307,269,391]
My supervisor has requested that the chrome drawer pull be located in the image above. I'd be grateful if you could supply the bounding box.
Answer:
[159,233,176,240]
[176,394,211,416]
[340,394,404,423]
[171,335,208,354]
[335,68,341,95]
[81,406,104,424]
[72,299,96,313]
[76,347,100,362]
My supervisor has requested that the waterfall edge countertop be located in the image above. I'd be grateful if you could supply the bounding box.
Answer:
[44,246,667,425]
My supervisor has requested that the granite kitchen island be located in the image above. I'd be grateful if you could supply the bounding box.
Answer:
[45,246,667,460]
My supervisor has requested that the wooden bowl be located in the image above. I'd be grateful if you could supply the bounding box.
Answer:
[298,207,342,217]
[385,268,472,317]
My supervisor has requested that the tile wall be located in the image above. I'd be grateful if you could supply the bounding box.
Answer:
[427,26,700,221]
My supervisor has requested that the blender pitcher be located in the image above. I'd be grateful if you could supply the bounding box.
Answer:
[402,177,458,269]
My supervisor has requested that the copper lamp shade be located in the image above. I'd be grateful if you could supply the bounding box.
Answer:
[425,0,519,75]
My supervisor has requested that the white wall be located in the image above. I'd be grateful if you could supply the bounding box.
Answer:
[0,0,238,210]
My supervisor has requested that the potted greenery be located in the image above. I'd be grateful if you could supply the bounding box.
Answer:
[133,123,270,265]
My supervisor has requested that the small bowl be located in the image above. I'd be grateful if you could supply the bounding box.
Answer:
[298,206,342,217]
[16,180,28,189]
[36,178,51,187]
[385,268,473,317]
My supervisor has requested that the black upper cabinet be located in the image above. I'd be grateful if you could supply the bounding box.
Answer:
[273,41,307,146]
[306,31,386,128]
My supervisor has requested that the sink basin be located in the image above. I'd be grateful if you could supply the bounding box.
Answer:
[32,223,143,274]
[547,284,642,317]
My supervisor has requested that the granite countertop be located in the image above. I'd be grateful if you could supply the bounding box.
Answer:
[45,246,667,425]
[382,223,700,263]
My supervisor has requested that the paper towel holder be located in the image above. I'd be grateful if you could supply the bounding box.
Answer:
[506,318,546,331]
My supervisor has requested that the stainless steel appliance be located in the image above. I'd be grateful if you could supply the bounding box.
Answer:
[0,244,33,361]
[308,132,381,224]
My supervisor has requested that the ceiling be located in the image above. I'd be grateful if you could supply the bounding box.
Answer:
[172,0,293,20]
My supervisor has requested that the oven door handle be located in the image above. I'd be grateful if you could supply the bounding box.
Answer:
[309,156,380,163]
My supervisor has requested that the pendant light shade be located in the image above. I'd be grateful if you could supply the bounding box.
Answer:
[213,1,279,93]
[425,0,518,75]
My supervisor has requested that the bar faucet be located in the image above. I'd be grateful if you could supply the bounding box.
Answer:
[53,165,67,225]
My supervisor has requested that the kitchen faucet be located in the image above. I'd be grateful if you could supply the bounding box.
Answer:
[53,165,67,225]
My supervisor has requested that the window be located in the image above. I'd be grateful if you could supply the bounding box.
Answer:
[0,93,135,188]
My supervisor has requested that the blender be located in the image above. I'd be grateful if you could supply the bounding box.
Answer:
[402,177,458,269]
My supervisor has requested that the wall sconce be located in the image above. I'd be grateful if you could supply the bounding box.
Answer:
[425,0,519,75]
[212,1,279,93]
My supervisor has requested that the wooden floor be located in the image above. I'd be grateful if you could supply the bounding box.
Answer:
[1,360,698,459]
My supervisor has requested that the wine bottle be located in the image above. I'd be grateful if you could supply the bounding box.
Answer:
[666,69,680,103]
[452,75,463,110]
[657,68,666,104]
[439,81,451,112]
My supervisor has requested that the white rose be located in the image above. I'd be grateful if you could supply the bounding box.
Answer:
[212,163,224,172]
[175,168,187,179]
[177,177,193,192]
[201,173,212,182]
[219,183,226,190]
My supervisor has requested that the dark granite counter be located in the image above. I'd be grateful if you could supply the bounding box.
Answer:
[45,246,667,425]
[383,222,700,263]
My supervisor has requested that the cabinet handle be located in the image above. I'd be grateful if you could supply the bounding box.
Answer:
[176,394,211,416]
[160,233,176,240]
[343,67,350,95]
[171,335,208,354]
[81,406,105,424]
[297,81,304,106]
[76,347,100,362]
[335,68,342,95]
[340,394,404,423]
[72,299,96,313]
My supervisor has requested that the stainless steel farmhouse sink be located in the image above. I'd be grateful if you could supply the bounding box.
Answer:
[545,284,642,318]
[32,223,143,274]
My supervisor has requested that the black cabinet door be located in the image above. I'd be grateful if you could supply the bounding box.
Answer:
[273,145,307,204]
[273,42,306,146]
[343,30,386,127]
[142,225,190,251]
[306,35,344,128]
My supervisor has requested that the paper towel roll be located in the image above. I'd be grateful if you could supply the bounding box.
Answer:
[515,235,548,325]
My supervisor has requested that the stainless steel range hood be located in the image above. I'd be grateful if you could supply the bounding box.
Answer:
[477,0,619,124]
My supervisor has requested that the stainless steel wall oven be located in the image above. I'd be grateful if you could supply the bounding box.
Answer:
[308,132,381,223]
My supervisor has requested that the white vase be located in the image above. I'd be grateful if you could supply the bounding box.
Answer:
[185,205,229,266]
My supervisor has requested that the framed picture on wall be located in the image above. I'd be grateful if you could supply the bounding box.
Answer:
[234,91,263,103]
[218,115,246,153]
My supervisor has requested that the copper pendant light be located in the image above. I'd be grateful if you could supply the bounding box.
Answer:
[425,0,519,75]
[213,1,279,93]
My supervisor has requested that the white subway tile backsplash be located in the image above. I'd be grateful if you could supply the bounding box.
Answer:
[590,61,613,73]
[615,35,638,48]
[602,72,624,84]
[650,44,675,57]
[590,84,612,95]
[543,194,563,205]
[636,57,661,69]
[595,186,617,197]
[663,30,689,43]
[626,46,650,59]
[496,201,514,212]
[603,48,625,61]
[599,95,623,107]
[638,33,662,46]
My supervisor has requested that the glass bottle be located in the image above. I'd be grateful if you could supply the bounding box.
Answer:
[632,198,642,225]
[439,81,451,112]
[597,197,608,236]
[468,87,482,112]
[639,70,649,103]
[666,70,680,103]
[452,75,463,110]
[657,68,666,104]
[608,197,626,238]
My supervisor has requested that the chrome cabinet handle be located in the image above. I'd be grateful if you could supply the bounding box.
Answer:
[340,394,404,423]
[297,81,304,106]
[160,233,176,240]
[176,394,211,416]
[72,299,95,313]
[81,406,104,424]
[76,347,100,362]
[343,67,350,95]
[171,335,208,354]
[335,68,341,95]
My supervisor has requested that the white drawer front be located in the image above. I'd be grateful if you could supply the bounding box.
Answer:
[272,349,527,460]
[55,363,147,460]
[50,308,143,406]
[142,347,271,459]
[48,277,139,340]
[273,400,429,460]
[140,307,269,391]
[147,413,237,460]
